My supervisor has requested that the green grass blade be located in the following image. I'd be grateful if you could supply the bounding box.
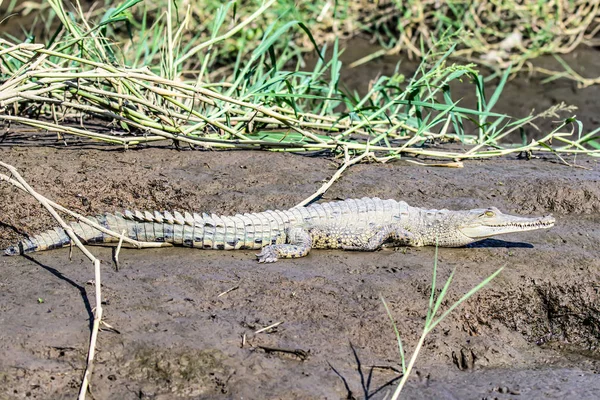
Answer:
[429,266,505,332]
[381,296,406,374]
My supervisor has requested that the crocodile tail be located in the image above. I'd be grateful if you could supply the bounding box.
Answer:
[4,226,73,255]
[3,214,128,256]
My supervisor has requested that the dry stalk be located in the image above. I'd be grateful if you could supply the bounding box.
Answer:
[1,39,598,161]
[295,146,373,208]
[402,160,464,168]
[0,162,175,400]
[0,171,172,250]
[217,285,240,298]
[254,321,284,334]
[113,230,127,270]
[0,161,100,400]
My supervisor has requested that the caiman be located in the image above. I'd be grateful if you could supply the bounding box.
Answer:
[4,198,555,262]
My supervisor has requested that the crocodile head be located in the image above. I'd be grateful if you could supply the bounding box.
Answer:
[416,207,555,247]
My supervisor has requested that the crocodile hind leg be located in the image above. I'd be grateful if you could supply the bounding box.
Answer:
[256,227,312,263]
[341,225,419,251]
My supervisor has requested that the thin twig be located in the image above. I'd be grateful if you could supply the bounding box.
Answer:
[402,160,464,168]
[295,147,373,208]
[0,161,101,400]
[217,285,240,298]
[0,172,172,250]
[254,321,283,334]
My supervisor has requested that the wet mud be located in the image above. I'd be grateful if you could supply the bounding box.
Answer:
[2,13,600,397]
[1,143,599,399]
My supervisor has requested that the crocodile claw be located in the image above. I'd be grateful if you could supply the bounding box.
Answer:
[256,247,278,263]
[4,245,20,256]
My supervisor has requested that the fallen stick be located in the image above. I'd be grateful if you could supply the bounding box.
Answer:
[0,172,172,250]
[0,161,100,399]
[295,146,373,208]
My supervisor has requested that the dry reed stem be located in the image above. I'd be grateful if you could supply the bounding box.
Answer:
[5,110,598,160]
[0,162,98,261]
[78,259,101,400]
[217,285,240,298]
[1,45,421,140]
[295,147,373,208]
[0,161,100,400]
[0,162,178,399]
[0,172,172,250]
[402,160,464,168]
[113,230,127,270]
[1,43,598,160]
[254,321,284,334]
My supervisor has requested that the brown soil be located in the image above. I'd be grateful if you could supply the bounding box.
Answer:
[2,16,600,397]
[1,141,600,399]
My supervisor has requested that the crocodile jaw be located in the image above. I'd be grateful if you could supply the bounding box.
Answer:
[458,212,555,241]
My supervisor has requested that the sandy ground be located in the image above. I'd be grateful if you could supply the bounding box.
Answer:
[1,141,599,399]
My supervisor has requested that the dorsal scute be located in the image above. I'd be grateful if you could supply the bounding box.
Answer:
[344,198,358,212]
[203,212,215,226]
[247,212,263,232]
[173,211,185,225]
[364,197,376,211]
[230,214,244,230]
[134,210,145,221]
[212,213,224,227]
[221,215,235,229]
[184,212,195,226]
[163,211,175,224]
[53,226,69,241]
[143,211,154,222]
[265,210,284,229]
[239,213,253,227]
[154,211,164,223]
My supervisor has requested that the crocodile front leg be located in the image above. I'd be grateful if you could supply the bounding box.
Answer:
[340,225,419,251]
[256,227,312,263]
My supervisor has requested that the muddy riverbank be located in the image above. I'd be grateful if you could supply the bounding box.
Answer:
[1,142,599,399]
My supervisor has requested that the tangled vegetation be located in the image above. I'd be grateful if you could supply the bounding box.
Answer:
[1,0,598,164]
[7,0,600,84]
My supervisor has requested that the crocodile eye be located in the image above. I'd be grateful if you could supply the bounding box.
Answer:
[484,210,495,217]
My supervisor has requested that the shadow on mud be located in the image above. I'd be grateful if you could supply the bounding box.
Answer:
[329,343,403,400]
[23,254,94,331]
[466,239,534,248]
